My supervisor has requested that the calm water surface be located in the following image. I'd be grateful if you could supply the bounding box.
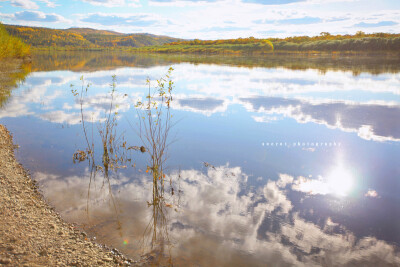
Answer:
[1,52,399,266]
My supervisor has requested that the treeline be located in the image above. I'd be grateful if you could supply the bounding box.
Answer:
[271,31,400,43]
[167,37,272,46]
[151,37,273,54]
[4,24,180,49]
[273,37,400,52]
[81,33,179,48]
[0,23,30,59]
[136,41,274,55]
[135,32,400,54]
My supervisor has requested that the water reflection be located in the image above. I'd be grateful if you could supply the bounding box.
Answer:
[3,65,398,142]
[176,97,227,116]
[31,51,400,75]
[0,60,31,108]
[34,164,400,266]
[240,96,400,142]
[325,164,354,197]
[1,53,400,266]
[292,163,354,197]
[70,69,177,265]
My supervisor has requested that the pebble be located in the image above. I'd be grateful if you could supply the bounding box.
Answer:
[0,125,134,266]
[39,250,48,256]
[103,257,113,262]
[0,258,11,264]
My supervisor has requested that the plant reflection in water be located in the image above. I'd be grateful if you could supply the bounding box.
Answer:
[134,67,177,265]
[72,67,178,266]
[0,60,31,108]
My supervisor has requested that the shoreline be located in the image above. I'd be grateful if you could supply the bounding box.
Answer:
[31,47,400,56]
[0,124,136,266]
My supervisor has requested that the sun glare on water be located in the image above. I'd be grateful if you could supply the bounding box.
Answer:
[325,165,353,196]
[292,163,355,197]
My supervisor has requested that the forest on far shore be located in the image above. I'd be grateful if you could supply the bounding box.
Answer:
[3,23,400,54]
[139,31,400,54]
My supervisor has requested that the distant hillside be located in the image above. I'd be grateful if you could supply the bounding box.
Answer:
[4,24,181,49]
[65,28,124,36]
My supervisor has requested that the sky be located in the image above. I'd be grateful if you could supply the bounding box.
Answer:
[0,0,399,39]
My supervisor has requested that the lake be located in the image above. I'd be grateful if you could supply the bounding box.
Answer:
[1,51,399,266]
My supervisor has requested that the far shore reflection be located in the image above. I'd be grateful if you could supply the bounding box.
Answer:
[31,50,400,75]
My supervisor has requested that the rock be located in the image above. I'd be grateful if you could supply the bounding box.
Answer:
[103,257,113,262]
[0,258,11,264]
[39,250,48,256]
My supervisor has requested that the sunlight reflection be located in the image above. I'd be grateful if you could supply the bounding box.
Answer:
[326,165,353,197]
[292,163,354,197]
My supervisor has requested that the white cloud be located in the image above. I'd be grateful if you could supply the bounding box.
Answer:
[149,0,230,7]
[252,115,279,123]
[5,0,38,9]
[80,12,164,27]
[1,0,400,38]
[37,0,57,7]
[10,10,69,23]
[81,0,140,7]
[81,0,125,7]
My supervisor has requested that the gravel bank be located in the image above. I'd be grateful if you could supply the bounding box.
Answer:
[0,124,135,266]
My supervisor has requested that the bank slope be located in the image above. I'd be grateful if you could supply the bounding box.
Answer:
[0,23,30,59]
[4,24,181,49]
[0,125,136,266]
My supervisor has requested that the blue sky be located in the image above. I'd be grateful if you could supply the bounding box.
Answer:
[0,0,399,39]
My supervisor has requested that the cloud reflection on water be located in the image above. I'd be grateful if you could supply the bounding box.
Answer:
[1,65,400,143]
[240,96,400,142]
[34,164,400,266]
[175,96,228,116]
[2,56,399,266]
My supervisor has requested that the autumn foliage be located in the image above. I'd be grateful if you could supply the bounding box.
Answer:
[141,32,400,54]
[3,23,400,54]
[0,23,30,59]
[4,24,180,49]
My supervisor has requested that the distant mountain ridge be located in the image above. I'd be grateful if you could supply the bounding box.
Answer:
[4,24,181,48]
